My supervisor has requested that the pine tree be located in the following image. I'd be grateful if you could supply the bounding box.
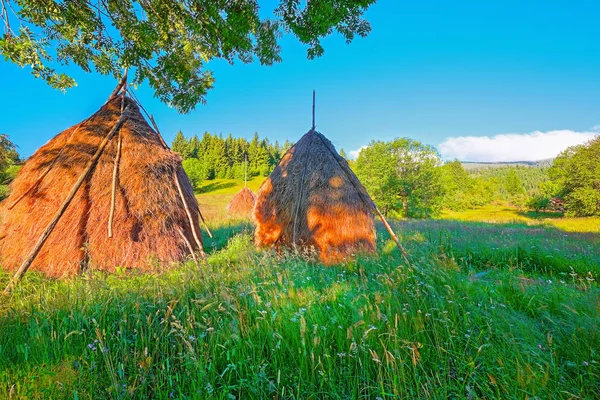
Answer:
[172,131,191,159]
[188,134,201,159]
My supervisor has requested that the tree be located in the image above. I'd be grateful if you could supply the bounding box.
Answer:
[171,131,190,159]
[1,0,376,113]
[504,169,525,197]
[440,160,473,210]
[548,136,600,216]
[0,134,19,171]
[188,134,201,159]
[355,138,443,218]
[182,158,204,191]
[0,134,19,199]
[527,194,550,214]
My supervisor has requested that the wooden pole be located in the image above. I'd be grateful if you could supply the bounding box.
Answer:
[108,132,122,238]
[149,114,170,149]
[148,114,213,239]
[174,170,206,256]
[176,226,198,266]
[105,73,128,105]
[2,110,129,295]
[312,90,316,130]
[373,205,409,260]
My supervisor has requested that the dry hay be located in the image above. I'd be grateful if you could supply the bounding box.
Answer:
[0,95,203,277]
[253,129,376,264]
[226,187,256,217]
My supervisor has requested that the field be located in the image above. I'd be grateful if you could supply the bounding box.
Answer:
[196,178,265,225]
[0,178,598,399]
[441,204,600,233]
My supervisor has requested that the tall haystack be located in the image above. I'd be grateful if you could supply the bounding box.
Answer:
[0,85,205,279]
[253,129,376,264]
[226,187,256,217]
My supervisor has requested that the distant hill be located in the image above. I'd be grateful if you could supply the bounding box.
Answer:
[461,159,553,170]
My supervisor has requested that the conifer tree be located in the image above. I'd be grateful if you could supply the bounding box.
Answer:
[172,131,191,159]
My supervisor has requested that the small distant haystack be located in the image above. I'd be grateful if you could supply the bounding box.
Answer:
[0,85,205,278]
[253,129,376,264]
[226,187,256,217]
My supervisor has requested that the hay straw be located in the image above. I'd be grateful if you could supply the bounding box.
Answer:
[253,129,376,264]
[0,96,204,277]
[226,187,256,217]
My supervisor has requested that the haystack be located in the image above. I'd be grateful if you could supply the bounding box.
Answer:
[0,84,205,280]
[253,129,376,264]
[226,187,256,217]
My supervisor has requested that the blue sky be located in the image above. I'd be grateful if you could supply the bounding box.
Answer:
[2,0,600,161]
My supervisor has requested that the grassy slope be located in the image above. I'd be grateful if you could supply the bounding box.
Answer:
[196,177,266,225]
[441,204,600,233]
[0,216,598,398]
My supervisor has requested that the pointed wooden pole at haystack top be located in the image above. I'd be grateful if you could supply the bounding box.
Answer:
[147,114,213,241]
[312,90,316,130]
[2,107,130,295]
[244,154,248,188]
[105,72,128,105]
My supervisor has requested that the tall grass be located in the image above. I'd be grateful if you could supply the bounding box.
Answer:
[0,219,598,399]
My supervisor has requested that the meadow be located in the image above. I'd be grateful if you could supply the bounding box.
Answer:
[0,178,598,399]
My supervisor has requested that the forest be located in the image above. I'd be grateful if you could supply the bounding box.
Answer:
[171,131,293,189]
[169,131,599,218]
[1,130,597,218]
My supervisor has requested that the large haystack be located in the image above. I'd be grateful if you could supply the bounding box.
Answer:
[253,129,376,264]
[0,91,204,278]
[226,187,256,217]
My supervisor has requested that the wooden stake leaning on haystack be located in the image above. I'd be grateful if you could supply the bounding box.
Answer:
[147,114,213,240]
[1,77,208,294]
[253,90,409,265]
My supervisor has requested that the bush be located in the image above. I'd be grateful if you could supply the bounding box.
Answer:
[527,195,550,213]
[182,158,204,191]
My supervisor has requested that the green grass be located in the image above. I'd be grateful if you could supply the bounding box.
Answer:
[1,218,598,399]
[441,203,600,233]
[196,177,266,225]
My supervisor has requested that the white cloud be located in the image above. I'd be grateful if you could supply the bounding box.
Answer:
[592,125,600,132]
[349,145,368,160]
[439,130,598,162]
